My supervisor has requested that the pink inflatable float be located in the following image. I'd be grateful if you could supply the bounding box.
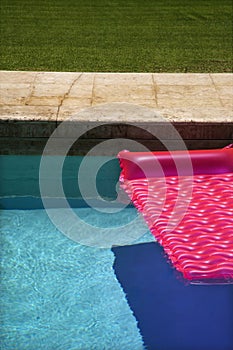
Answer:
[118,145,233,284]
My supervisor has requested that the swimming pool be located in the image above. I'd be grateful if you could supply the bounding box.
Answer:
[1,155,233,350]
[0,155,153,349]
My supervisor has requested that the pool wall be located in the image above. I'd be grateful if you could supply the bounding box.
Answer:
[1,120,232,156]
[0,155,121,209]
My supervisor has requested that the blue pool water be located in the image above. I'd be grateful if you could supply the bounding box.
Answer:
[2,155,233,349]
[0,155,155,349]
[113,243,233,350]
[0,207,154,349]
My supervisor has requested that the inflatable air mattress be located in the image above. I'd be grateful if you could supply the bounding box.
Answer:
[118,145,233,284]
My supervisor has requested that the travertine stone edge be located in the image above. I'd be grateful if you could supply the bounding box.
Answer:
[0,71,232,154]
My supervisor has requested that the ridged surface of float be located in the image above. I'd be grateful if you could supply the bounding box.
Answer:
[120,173,233,283]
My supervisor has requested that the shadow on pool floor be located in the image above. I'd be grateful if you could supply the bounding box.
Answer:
[112,242,233,350]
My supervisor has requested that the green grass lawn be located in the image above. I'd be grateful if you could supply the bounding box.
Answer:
[0,0,232,72]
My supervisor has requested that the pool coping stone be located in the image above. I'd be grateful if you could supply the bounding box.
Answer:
[0,71,232,154]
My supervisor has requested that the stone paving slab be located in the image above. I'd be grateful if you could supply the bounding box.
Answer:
[0,71,232,154]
